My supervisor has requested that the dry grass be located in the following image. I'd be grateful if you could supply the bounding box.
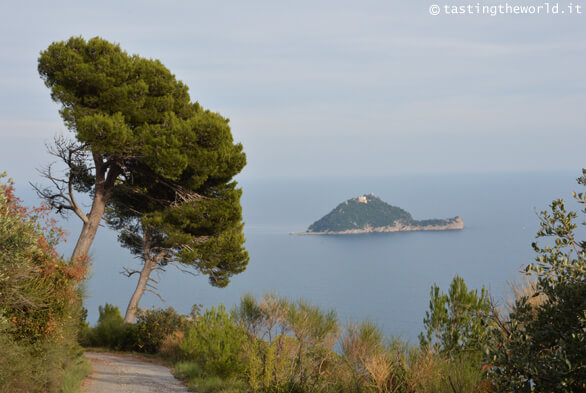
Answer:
[506,276,546,315]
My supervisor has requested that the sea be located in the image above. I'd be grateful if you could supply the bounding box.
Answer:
[38,170,582,342]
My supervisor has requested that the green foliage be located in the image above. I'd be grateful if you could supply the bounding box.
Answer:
[174,362,247,393]
[81,303,190,354]
[242,336,298,393]
[488,170,586,392]
[38,37,194,180]
[180,305,248,379]
[0,323,41,393]
[233,294,296,392]
[134,307,187,354]
[38,36,249,290]
[73,296,494,393]
[308,194,460,233]
[419,275,491,360]
[309,194,412,232]
[0,174,87,392]
[173,360,203,380]
[59,356,92,393]
[285,300,339,391]
[406,351,489,393]
[233,294,340,393]
[340,322,409,393]
[85,304,136,351]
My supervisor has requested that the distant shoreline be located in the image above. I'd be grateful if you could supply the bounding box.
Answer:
[291,217,464,235]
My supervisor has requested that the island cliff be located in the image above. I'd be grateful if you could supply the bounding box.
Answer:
[295,194,464,235]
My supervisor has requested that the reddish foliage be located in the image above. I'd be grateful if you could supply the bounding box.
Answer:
[1,180,88,342]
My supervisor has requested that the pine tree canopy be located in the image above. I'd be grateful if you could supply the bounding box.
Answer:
[38,36,248,286]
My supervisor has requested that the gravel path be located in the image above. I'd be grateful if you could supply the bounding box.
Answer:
[83,352,190,393]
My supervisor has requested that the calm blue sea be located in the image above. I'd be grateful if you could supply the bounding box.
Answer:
[39,170,582,342]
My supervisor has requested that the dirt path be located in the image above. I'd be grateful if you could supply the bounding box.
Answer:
[83,352,190,393]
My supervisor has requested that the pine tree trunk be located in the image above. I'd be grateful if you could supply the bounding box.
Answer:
[124,258,156,323]
[70,193,106,263]
[70,155,120,263]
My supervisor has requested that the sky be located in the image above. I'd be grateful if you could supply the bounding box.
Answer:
[0,0,585,184]
[0,0,584,325]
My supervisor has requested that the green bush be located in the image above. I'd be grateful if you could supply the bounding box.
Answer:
[59,355,92,393]
[82,304,189,353]
[77,307,93,348]
[233,294,340,393]
[406,352,489,393]
[180,304,247,379]
[174,361,246,392]
[241,334,298,393]
[419,275,491,361]
[174,360,204,380]
[0,321,39,393]
[134,306,187,354]
[487,171,586,392]
[86,304,136,350]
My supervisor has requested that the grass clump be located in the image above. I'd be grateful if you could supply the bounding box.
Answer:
[59,356,92,393]
[174,361,246,393]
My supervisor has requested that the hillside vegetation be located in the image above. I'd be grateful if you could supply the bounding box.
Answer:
[308,194,461,233]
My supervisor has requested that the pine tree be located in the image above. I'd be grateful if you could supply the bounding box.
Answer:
[36,37,248,314]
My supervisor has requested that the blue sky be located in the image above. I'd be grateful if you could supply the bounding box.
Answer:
[1,0,585,183]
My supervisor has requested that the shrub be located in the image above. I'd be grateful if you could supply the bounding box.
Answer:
[233,294,340,392]
[0,321,40,393]
[180,304,248,379]
[86,304,136,350]
[174,361,247,393]
[59,355,92,393]
[134,306,187,354]
[340,322,408,393]
[284,299,339,391]
[487,171,586,392]
[406,352,489,393]
[241,334,298,392]
[419,275,491,361]
[159,329,185,362]
[404,348,443,393]
[0,174,87,392]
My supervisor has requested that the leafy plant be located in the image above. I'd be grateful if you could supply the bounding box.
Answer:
[180,305,247,379]
[419,275,491,361]
[233,294,340,392]
[134,306,187,354]
[87,304,135,350]
[0,173,87,392]
[341,322,408,393]
[488,170,586,392]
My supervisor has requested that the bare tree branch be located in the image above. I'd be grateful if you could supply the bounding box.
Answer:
[170,261,198,277]
[32,135,91,223]
[145,288,165,302]
[121,267,142,277]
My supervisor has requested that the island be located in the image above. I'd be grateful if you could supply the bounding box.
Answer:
[293,193,464,235]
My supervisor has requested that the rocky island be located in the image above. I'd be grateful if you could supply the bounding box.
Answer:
[295,194,463,235]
